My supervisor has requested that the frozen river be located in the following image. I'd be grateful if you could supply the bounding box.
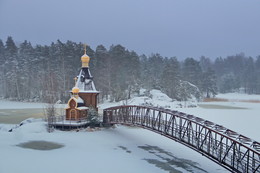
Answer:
[0,93,259,173]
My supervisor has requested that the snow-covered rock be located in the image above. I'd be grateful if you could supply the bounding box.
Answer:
[99,89,198,110]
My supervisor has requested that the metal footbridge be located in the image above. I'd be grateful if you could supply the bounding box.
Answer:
[103,105,260,173]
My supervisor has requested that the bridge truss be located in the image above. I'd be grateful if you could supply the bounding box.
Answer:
[103,105,260,173]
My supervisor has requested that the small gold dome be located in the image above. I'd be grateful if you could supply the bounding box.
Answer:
[81,54,90,67]
[72,87,80,94]
[81,54,90,62]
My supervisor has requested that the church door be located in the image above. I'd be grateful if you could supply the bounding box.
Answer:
[70,109,77,120]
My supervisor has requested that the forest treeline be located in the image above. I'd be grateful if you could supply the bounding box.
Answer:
[0,37,260,103]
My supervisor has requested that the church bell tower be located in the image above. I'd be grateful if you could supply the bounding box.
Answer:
[75,44,99,109]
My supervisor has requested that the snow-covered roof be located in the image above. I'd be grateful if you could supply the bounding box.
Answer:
[79,91,100,93]
[77,106,89,110]
[75,97,84,103]
[66,97,84,109]
[75,68,99,93]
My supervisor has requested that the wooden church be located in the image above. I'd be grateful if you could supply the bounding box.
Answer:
[65,45,99,121]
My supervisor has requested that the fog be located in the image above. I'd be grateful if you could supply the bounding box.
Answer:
[0,0,260,59]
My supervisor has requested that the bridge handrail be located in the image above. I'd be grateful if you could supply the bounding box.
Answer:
[104,105,260,154]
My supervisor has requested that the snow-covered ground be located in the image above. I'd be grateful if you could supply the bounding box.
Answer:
[0,91,259,173]
[99,89,197,110]
[216,93,260,101]
[0,120,227,173]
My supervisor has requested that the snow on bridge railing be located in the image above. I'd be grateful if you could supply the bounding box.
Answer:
[103,105,260,154]
[104,105,260,172]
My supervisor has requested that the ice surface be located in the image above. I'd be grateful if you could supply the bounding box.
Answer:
[0,91,259,173]
[0,100,45,109]
[217,93,260,101]
[0,120,228,173]
[100,90,260,141]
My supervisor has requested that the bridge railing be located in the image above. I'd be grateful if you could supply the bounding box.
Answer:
[103,105,260,173]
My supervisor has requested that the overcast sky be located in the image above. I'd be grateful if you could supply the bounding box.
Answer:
[0,0,260,59]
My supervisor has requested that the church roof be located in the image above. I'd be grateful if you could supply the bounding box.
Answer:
[77,106,89,110]
[75,67,99,93]
[66,96,85,109]
[69,44,99,94]
[75,96,84,103]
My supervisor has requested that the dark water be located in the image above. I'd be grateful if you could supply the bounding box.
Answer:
[17,141,64,150]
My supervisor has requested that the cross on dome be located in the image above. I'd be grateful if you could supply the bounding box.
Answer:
[84,44,87,55]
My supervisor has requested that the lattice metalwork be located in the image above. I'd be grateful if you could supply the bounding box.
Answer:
[103,105,260,173]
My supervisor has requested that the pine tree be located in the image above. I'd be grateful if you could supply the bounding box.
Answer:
[94,45,111,101]
[87,106,99,127]
[199,56,212,72]
[0,39,5,97]
[160,57,181,99]
[201,67,217,98]
[219,73,240,93]
[145,53,164,90]
[18,40,35,100]
[125,51,141,99]
[5,36,17,56]
[256,56,260,94]
[242,57,257,94]
[0,39,5,64]
[140,54,149,89]
[108,44,141,101]
[182,58,202,88]
[4,37,19,99]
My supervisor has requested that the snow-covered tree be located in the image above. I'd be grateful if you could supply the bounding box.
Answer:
[201,67,217,98]
[87,106,99,127]
[182,58,202,88]
[219,73,240,93]
[4,37,19,99]
[177,80,201,102]
[255,56,260,94]
[0,39,5,97]
[160,57,181,99]
[1,36,260,103]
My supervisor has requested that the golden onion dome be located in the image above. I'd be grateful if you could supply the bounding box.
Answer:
[72,87,80,94]
[81,54,90,67]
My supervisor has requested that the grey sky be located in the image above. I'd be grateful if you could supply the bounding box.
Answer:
[0,0,260,59]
